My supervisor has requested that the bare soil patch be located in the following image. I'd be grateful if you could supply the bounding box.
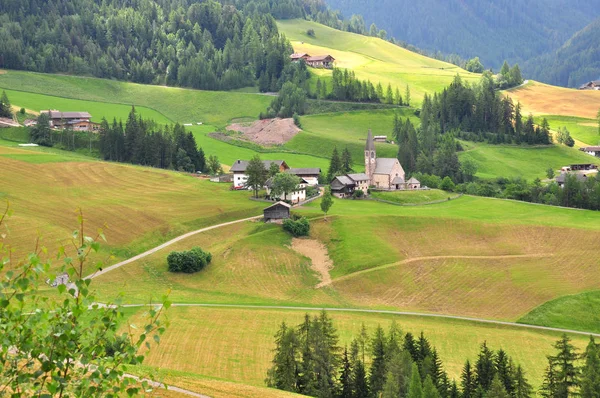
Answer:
[226,118,300,146]
[291,238,333,288]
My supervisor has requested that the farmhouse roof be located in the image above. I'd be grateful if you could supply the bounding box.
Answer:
[374,158,398,174]
[44,111,92,120]
[556,173,589,184]
[407,177,420,184]
[265,176,309,188]
[347,173,369,182]
[581,146,600,152]
[333,175,355,186]
[307,55,335,62]
[392,176,405,184]
[264,201,291,210]
[365,129,375,151]
[230,159,285,173]
[290,53,309,59]
[287,168,321,176]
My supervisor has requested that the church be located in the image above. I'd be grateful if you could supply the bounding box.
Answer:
[364,129,408,190]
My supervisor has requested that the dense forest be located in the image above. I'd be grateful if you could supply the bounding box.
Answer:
[267,311,600,397]
[523,17,600,88]
[324,0,600,70]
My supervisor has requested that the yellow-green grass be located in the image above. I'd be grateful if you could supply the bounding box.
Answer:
[289,108,418,165]
[131,306,590,390]
[370,189,460,205]
[277,20,480,106]
[519,290,600,334]
[0,70,272,128]
[2,88,171,124]
[0,155,265,272]
[458,141,600,180]
[534,115,600,147]
[505,80,600,120]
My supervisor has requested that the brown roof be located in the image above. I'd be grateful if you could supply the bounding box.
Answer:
[44,111,92,120]
[581,146,600,151]
[264,201,291,210]
[290,53,309,59]
[230,159,287,173]
[287,168,321,176]
[307,55,335,62]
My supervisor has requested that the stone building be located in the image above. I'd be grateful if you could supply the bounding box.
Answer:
[364,130,405,190]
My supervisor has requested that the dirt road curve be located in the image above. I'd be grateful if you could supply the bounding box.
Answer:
[84,215,262,280]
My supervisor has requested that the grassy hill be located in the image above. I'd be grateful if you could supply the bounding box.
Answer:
[277,20,480,106]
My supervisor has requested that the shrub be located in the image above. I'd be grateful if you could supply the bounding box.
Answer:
[283,217,310,237]
[306,29,315,37]
[19,108,25,115]
[352,190,364,199]
[293,113,302,128]
[440,176,455,192]
[167,247,212,273]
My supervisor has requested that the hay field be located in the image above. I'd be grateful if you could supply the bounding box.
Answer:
[133,306,589,390]
[505,80,600,120]
[1,155,264,272]
[277,20,480,106]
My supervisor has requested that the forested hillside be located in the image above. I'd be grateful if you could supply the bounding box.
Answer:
[523,17,600,88]
[324,0,600,69]
[0,0,306,91]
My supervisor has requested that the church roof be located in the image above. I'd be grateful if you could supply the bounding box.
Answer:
[365,129,375,152]
[374,158,398,174]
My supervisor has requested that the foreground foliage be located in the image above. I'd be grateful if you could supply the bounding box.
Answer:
[0,207,169,396]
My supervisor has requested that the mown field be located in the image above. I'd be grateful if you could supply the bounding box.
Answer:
[124,306,590,391]
[505,80,600,120]
[370,189,460,204]
[0,149,265,272]
[277,19,480,106]
[534,115,599,147]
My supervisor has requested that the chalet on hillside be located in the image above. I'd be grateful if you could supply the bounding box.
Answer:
[306,55,335,69]
[290,53,310,62]
[579,80,600,90]
[556,172,592,188]
[265,176,308,204]
[263,201,291,222]
[331,173,369,198]
[286,168,321,186]
[580,146,600,158]
[41,110,99,131]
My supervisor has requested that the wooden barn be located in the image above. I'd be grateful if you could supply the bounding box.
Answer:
[263,201,291,222]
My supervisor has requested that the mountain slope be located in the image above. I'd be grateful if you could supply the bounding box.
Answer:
[324,0,600,69]
[523,17,600,87]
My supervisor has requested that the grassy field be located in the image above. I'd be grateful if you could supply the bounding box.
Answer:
[370,189,460,204]
[519,291,600,334]
[0,151,265,273]
[126,306,590,391]
[277,20,480,106]
[505,80,600,120]
[458,141,600,180]
[534,115,600,147]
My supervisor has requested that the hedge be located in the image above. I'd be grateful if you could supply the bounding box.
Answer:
[283,217,310,237]
[167,247,212,273]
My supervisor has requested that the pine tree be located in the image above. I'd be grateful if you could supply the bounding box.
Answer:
[475,342,496,391]
[408,363,423,398]
[386,83,394,105]
[298,314,317,395]
[405,85,411,107]
[376,82,384,102]
[0,91,12,118]
[550,334,580,397]
[494,350,514,395]
[124,106,139,162]
[486,375,510,398]
[500,61,510,78]
[423,375,441,398]
[461,360,476,398]
[395,87,403,106]
[540,362,558,398]
[338,347,353,398]
[404,333,419,363]
[353,359,370,398]
[327,146,343,181]
[580,336,600,398]
[386,321,402,363]
[266,322,299,392]
[515,102,523,137]
[341,147,353,173]
[449,381,460,398]
[513,365,533,398]
[369,325,387,395]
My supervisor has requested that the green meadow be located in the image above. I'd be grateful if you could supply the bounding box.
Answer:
[277,19,480,106]
[370,189,460,204]
[535,115,600,146]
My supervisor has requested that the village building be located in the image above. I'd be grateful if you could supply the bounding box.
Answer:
[263,201,291,223]
[286,168,321,186]
[578,80,600,90]
[556,172,591,188]
[41,110,99,131]
[290,53,310,62]
[265,177,308,204]
[230,159,289,188]
[365,130,406,190]
[330,173,369,198]
[373,135,387,143]
[580,146,600,158]
[306,55,335,69]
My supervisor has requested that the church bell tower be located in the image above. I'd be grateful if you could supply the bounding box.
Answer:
[365,129,376,182]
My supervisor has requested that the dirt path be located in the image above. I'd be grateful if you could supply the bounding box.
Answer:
[84,215,262,280]
[291,238,333,288]
[332,253,552,283]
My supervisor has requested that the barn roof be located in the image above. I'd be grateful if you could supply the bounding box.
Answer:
[264,201,291,210]
[287,168,321,176]
[307,55,335,61]
[347,173,369,182]
[230,159,285,172]
[290,53,309,59]
[374,158,399,174]
[44,111,92,119]
[581,146,600,152]
[556,173,589,184]
[332,175,355,186]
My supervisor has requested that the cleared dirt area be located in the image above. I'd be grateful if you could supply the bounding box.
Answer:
[226,118,300,146]
[291,238,333,288]
[505,81,600,119]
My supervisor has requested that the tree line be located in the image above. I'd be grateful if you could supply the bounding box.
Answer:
[267,312,600,397]
[0,0,293,92]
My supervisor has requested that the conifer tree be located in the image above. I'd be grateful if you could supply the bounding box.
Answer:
[386,321,402,362]
[405,85,411,107]
[353,359,370,398]
[408,363,423,398]
[423,375,441,398]
[404,333,419,363]
[316,78,322,99]
[487,375,510,398]
[338,347,353,398]
[540,362,558,398]
[449,381,460,398]
[341,147,353,173]
[461,360,476,398]
[475,342,496,391]
[513,365,533,398]
[0,90,12,118]
[494,350,514,395]
[580,336,600,398]
[550,334,580,397]
[500,61,510,78]
[266,322,299,392]
[386,83,394,104]
[369,325,387,395]
[395,87,403,106]
[376,82,384,102]
[327,146,343,181]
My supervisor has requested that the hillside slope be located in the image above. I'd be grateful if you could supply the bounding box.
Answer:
[523,17,600,87]
[324,0,600,69]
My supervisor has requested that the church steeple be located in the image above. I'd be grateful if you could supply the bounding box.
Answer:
[365,129,376,181]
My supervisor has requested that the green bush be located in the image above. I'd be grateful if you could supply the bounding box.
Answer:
[167,247,212,273]
[440,176,456,192]
[283,217,310,237]
[352,190,364,199]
